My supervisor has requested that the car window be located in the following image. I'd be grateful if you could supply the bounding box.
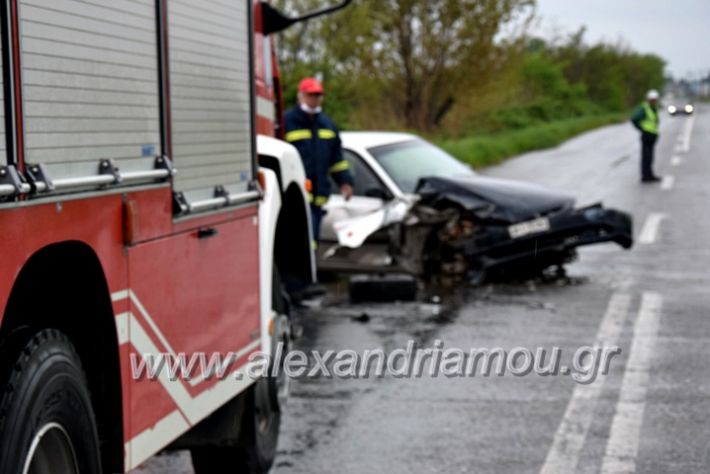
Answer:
[368,139,475,193]
[330,150,388,198]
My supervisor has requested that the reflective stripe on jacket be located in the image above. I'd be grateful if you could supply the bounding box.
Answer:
[284,106,353,206]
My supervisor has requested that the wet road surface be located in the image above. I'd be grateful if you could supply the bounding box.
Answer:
[134,106,710,473]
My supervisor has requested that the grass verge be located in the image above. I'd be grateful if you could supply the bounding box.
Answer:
[435,113,625,169]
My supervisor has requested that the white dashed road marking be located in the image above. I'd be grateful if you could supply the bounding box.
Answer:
[600,292,663,474]
[679,115,695,153]
[661,175,675,191]
[638,213,665,245]
[539,293,633,474]
[670,156,682,166]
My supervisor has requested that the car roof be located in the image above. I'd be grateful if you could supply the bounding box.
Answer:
[340,131,418,150]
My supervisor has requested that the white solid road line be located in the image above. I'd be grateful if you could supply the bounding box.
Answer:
[661,175,675,191]
[539,293,633,474]
[670,156,682,167]
[638,213,666,245]
[600,292,663,474]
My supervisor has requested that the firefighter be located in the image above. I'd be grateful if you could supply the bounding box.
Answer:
[285,77,354,244]
[631,89,661,183]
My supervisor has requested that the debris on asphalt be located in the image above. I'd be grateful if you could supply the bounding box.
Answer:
[351,312,371,323]
[348,273,418,303]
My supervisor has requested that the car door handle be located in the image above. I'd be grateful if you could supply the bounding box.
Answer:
[197,227,219,239]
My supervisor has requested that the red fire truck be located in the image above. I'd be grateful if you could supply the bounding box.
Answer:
[0,1,348,472]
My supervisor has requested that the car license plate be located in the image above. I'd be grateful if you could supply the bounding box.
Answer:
[508,217,551,239]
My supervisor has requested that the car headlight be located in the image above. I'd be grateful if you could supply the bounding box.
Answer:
[685,104,694,113]
[668,105,677,114]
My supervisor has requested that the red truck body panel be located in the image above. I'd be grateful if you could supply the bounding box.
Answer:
[0,0,285,470]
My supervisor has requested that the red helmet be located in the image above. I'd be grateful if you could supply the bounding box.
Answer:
[298,77,324,94]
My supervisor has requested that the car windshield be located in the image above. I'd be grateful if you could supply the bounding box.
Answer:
[368,139,475,193]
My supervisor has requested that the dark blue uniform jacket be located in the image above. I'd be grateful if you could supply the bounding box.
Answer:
[284,106,353,206]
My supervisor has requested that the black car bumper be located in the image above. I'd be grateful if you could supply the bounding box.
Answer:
[464,204,633,274]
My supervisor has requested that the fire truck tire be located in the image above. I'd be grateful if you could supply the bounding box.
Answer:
[237,266,288,472]
[269,267,291,410]
[245,376,281,472]
[0,329,102,474]
[191,267,287,473]
[191,380,279,473]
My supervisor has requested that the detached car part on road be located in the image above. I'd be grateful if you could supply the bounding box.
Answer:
[319,133,633,283]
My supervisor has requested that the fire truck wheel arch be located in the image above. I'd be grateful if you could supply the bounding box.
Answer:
[0,242,123,473]
[258,135,316,284]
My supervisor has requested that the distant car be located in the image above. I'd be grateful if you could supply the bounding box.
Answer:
[319,132,633,283]
[668,103,694,115]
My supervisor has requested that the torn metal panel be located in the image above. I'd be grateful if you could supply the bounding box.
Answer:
[333,197,413,248]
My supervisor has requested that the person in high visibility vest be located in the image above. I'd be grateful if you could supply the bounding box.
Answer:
[631,89,661,183]
[285,77,354,245]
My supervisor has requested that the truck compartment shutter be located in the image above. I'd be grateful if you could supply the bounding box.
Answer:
[168,0,253,202]
[18,0,161,180]
[0,17,5,165]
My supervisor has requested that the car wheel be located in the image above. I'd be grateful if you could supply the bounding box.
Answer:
[192,267,288,474]
[0,329,102,474]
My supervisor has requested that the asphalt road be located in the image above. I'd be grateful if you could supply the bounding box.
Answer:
[134,105,710,473]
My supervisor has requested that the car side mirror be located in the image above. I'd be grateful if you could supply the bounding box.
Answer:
[364,188,390,200]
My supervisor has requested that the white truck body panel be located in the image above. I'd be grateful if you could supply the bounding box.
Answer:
[257,134,317,280]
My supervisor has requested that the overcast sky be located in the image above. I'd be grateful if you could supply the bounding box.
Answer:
[534,0,709,78]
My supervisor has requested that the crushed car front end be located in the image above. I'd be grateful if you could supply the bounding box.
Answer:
[405,175,633,281]
[320,133,634,284]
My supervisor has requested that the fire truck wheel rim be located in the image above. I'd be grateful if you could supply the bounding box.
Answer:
[22,422,79,474]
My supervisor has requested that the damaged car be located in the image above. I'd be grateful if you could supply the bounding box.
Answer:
[319,132,633,283]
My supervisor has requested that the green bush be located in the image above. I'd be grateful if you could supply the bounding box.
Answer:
[435,114,624,169]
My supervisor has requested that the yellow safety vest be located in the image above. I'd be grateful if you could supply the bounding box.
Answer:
[640,102,659,135]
